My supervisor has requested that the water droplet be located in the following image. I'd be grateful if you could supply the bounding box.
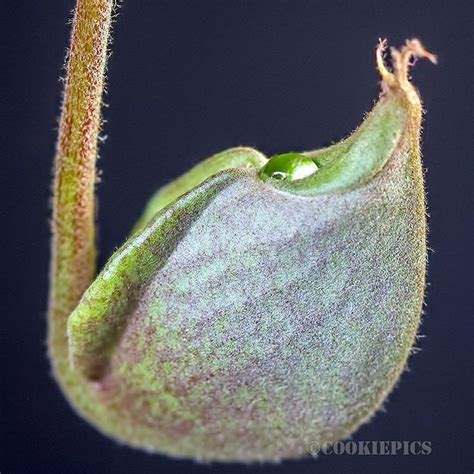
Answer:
[260,153,318,182]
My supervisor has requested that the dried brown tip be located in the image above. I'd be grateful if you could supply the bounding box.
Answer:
[376,38,437,92]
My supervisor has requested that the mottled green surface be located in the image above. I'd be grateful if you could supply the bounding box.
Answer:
[61,87,426,462]
[133,147,268,233]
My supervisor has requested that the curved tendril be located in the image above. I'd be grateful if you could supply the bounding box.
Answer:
[48,0,115,375]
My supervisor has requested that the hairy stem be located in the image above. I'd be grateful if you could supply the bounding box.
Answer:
[48,0,114,377]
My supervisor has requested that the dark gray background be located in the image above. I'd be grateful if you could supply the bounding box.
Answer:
[2,1,473,473]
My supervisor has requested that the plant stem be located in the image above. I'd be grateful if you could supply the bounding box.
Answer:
[48,0,114,378]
